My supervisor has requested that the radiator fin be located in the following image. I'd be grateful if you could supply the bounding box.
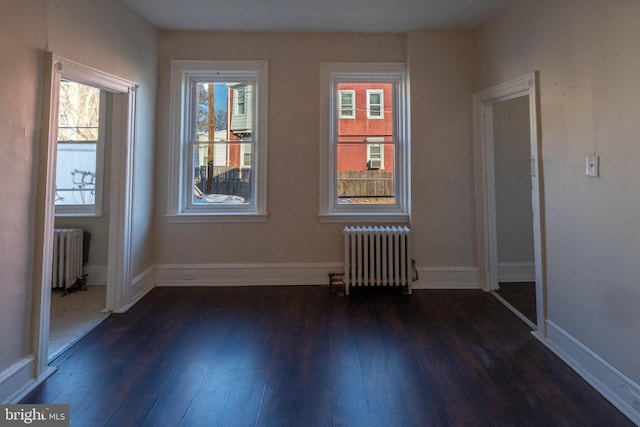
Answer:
[52,228,84,289]
[343,226,412,295]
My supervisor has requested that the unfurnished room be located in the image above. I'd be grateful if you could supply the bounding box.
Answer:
[0,0,639,425]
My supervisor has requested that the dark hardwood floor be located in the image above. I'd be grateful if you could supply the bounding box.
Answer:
[496,282,537,324]
[23,286,632,426]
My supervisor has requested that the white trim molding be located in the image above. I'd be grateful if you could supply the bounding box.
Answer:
[0,357,56,404]
[34,53,138,379]
[318,62,410,223]
[412,267,481,289]
[155,263,343,287]
[543,321,640,425]
[497,262,535,283]
[167,60,268,222]
[473,71,546,334]
[114,265,155,313]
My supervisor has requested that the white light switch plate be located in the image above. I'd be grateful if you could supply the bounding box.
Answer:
[586,155,599,177]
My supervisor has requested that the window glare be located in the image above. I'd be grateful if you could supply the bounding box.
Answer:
[56,81,101,207]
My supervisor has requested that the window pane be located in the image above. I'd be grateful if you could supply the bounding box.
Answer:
[56,80,100,206]
[192,143,252,205]
[336,143,395,204]
[337,83,393,142]
[195,82,231,142]
[58,81,100,141]
[55,143,97,205]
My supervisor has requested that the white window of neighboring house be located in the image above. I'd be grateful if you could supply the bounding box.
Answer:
[319,62,410,223]
[55,81,106,217]
[338,90,355,119]
[366,138,384,170]
[234,87,246,116]
[167,60,268,222]
[240,144,252,168]
[367,89,384,119]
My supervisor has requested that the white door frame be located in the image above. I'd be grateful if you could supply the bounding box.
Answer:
[473,72,546,336]
[32,53,137,376]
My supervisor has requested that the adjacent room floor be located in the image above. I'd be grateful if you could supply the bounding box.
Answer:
[496,282,537,324]
[27,286,633,426]
[48,284,109,361]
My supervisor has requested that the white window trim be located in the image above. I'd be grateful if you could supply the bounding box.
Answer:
[167,60,268,223]
[55,87,106,217]
[318,62,410,224]
[366,89,384,119]
[338,89,355,119]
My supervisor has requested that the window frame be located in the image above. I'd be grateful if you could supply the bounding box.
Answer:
[167,60,268,222]
[318,62,410,223]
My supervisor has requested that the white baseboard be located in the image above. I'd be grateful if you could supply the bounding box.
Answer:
[0,356,34,403]
[543,320,640,425]
[413,267,480,289]
[154,264,481,290]
[497,261,535,283]
[114,265,155,313]
[0,357,56,404]
[154,262,343,287]
[83,264,107,284]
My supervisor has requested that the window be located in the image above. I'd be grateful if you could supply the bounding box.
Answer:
[168,60,268,222]
[366,89,384,119]
[234,86,246,116]
[338,90,355,118]
[319,62,410,223]
[55,80,106,216]
[366,140,384,170]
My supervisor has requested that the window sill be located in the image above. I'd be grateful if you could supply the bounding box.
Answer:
[55,212,103,218]
[166,212,268,223]
[317,213,410,224]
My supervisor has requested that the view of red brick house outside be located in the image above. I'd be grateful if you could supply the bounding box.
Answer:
[191,81,396,205]
[336,82,395,204]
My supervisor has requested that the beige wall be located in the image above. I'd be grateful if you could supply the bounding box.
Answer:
[493,96,534,264]
[0,0,48,380]
[0,0,156,397]
[476,0,640,382]
[46,0,158,278]
[407,30,476,267]
[154,31,477,270]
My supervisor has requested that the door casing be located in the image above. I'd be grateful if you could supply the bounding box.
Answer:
[473,72,546,336]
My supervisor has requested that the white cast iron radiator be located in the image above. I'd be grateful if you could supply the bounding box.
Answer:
[52,228,83,289]
[343,226,413,295]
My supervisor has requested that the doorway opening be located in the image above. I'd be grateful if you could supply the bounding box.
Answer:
[48,80,111,361]
[33,54,137,377]
[473,72,546,336]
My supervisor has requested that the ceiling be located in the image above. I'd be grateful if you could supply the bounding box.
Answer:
[119,0,514,33]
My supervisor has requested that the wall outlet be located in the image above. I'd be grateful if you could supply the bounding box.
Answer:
[586,155,599,177]
[182,271,196,280]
